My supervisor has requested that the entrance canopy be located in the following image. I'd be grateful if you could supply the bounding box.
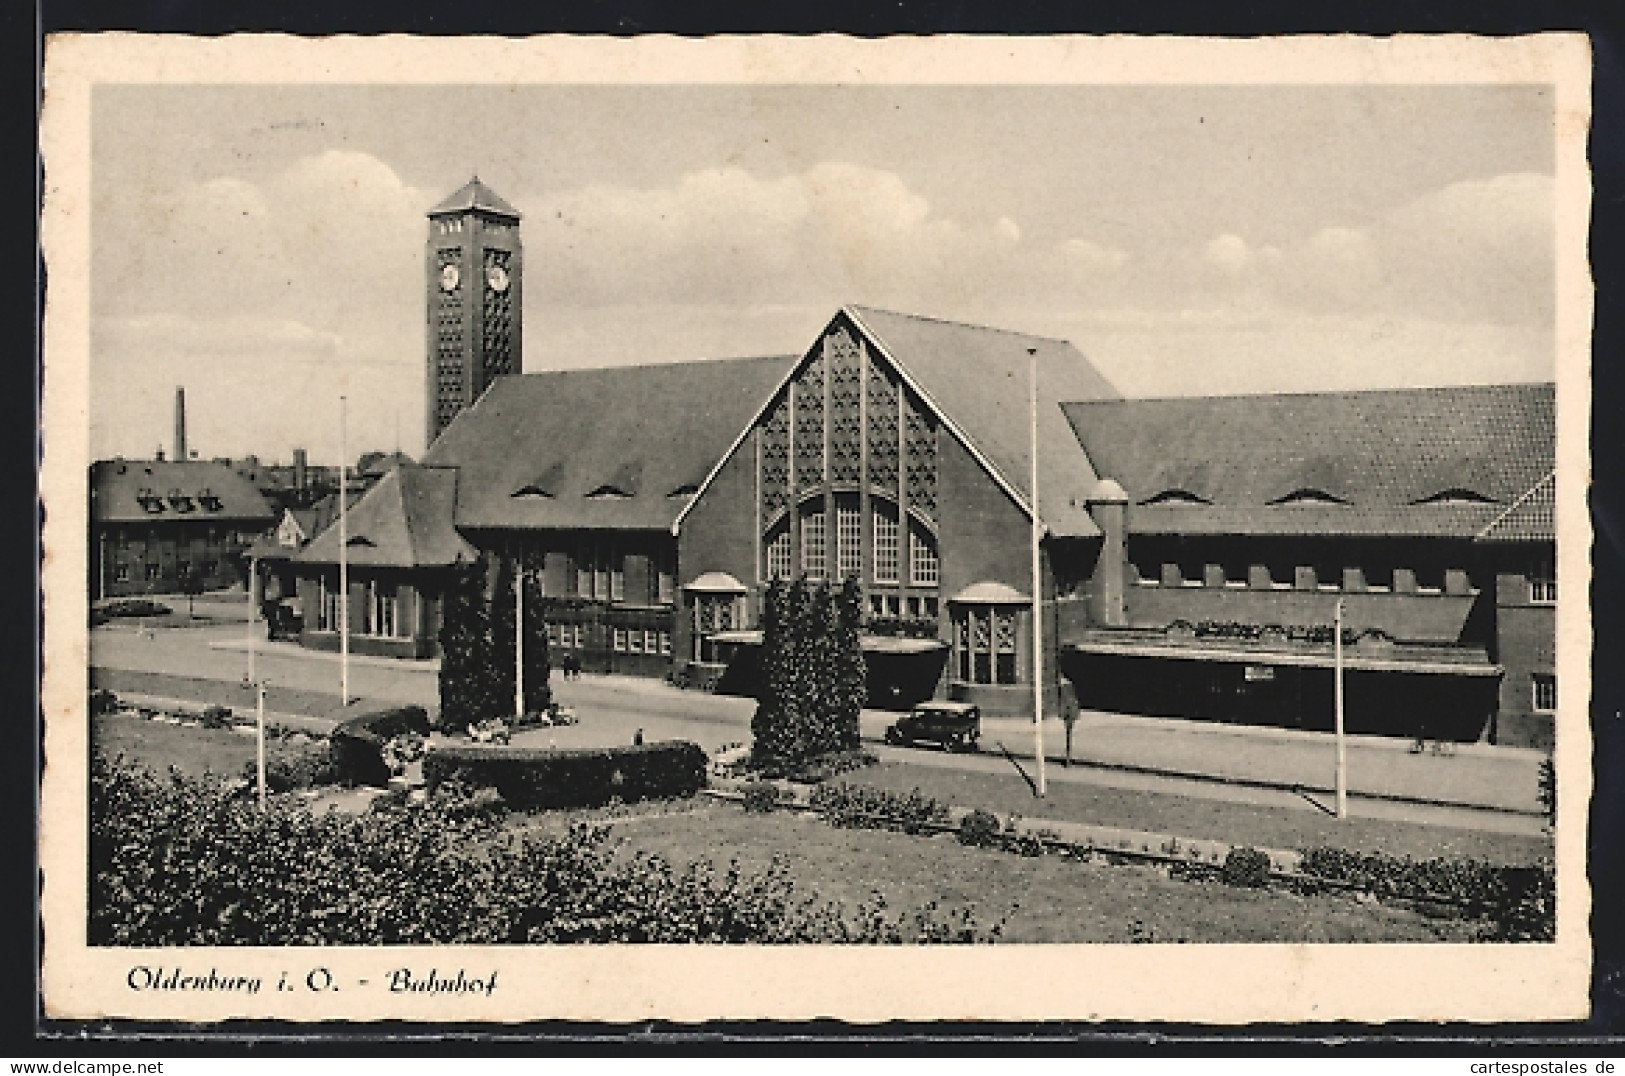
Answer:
[685,571,747,594]
[1067,635,1502,677]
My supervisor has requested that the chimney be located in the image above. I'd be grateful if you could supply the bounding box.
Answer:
[293,448,308,490]
[173,387,187,464]
[1085,478,1130,627]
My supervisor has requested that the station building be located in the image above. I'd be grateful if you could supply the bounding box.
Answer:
[290,177,1559,746]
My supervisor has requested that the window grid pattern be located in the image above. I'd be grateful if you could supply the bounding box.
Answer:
[432,247,466,435]
[837,502,863,579]
[794,355,826,487]
[800,509,827,579]
[872,505,900,583]
[760,397,791,518]
[866,362,900,492]
[909,524,939,587]
[955,607,1021,685]
[481,249,514,378]
[765,528,793,581]
[827,331,864,485]
[903,393,938,520]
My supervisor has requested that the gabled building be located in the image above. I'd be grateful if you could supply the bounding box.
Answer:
[1058,385,1556,746]
[90,458,275,599]
[282,176,1559,746]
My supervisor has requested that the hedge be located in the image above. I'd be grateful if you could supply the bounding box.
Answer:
[423,740,707,810]
[329,705,431,787]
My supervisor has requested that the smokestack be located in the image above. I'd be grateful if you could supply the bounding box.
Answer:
[293,448,308,491]
[173,387,187,464]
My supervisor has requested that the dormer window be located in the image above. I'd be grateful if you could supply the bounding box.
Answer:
[346,535,375,548]
[1411,488,1498,506]
[667,483,699,499]
[585,485,632,501]
[511,484,554,499]
[1139,489,1211,506]
[166,489,196,513]
[197,489,224,512]
[1267,489,1348,506]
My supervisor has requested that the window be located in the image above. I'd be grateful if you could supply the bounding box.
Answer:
[872,504,899,583]
[765,528,792,581]
[953,606,1021,685]
[146,563,162,581]
[800,507,827,579]
[545,622,561,647]
[909,524,939,587]
[656,549,675,605]
[1532,673,1557,713]
[574,540,621,601]
[362,579,400,638]
[837,500,862,579]
[613,627,628,652]
[692,594,740,661]
[1530,560,1557,604]
[317,575,340,633]
[114,564,130,582]
[659,631,672,656]
[627,630,643,654]
[645,629,660,654]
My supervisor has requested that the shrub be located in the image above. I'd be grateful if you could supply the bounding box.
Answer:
[1297,846,1555,941]
[423,740,708,811]
[809,782,950,835]
[1538,756,1556,826]
[248,739,340,793]
[957,808,1001,848]
[741,781,781,814]
[89,689,120,716]
[198,705,234,730]
[89,757,1002,945]
[330,705,431,787]
[1221,846,1273,888]
[380,732,427,776]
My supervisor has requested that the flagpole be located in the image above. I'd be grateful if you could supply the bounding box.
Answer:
[1029,346,1047,798]
[1334,596,1347,819]
[339,396,350,708]
[246,551,258,686]
[255,679,267,811]
[515,550,525,719]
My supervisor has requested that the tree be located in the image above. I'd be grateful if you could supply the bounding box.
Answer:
[520,568,552,715]
[751,577,866,769]
[438,555,497,730]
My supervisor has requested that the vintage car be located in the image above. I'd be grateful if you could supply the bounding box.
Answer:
[883,700,981,752]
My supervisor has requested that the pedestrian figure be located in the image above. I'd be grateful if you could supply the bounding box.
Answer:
[562,653,582,680]
[633,728,644,746]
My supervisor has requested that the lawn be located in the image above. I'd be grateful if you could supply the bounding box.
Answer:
[537,800,1482,944]
[837,760,1552,865]
[93,711,260,780]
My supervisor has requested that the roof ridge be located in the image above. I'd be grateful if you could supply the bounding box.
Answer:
[1066,382,1556,406]
[512,353,799,379]
[848,304,1074,346]
[1477,468,1557,539]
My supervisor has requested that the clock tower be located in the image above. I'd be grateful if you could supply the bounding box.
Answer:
[425,176,523,446]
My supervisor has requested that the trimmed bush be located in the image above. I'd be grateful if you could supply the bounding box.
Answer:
[809,782,950,835]
[423,740,707,811]
[957,808,1002,848]
[248,739,340,793]
[198,705,234,730]
[741,781,781,814]
[1221,846,1273,888]
[752,578,866,768]
[329,705,431,787]
[1297,846,1555,941]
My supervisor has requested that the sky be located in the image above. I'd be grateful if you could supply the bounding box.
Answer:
[88,83,1556,464]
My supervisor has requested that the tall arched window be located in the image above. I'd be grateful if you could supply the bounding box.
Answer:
[799,503,826,580]
[764,524,792,581]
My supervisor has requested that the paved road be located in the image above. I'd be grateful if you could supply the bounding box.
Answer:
[88,619,1547,835]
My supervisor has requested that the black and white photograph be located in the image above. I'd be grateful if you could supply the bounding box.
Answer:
[39,34,1592,1023]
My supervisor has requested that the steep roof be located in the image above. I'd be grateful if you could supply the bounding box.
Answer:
[423,355,799,531]
[847,307,1121,537]
[357,450,415,478]
[1063,383,1555,539]
[1478,471,1557,543]
[91,459,275,525]
[295,465,475,568]
[428,177,520,219]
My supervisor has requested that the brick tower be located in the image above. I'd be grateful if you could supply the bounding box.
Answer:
[425,176,522,447]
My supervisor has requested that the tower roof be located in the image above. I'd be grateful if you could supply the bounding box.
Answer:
[428,176,520,220]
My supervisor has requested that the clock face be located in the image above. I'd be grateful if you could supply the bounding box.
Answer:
[438,264,460,292]
[486,265,510,293]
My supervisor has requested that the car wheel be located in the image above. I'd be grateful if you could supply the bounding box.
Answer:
[884,728,902,746]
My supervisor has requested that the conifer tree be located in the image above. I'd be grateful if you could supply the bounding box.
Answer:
[520,567,552,714]
[437,555,492,729]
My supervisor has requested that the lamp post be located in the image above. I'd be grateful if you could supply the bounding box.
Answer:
[515,552,525,720]
[255,678,268,812]
[1334,596,1348,819]
[339,396,350,708]
[1029,346,1047,798]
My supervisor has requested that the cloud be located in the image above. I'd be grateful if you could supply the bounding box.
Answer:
[1207,173,1553,325]
[520,161,1126,311]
